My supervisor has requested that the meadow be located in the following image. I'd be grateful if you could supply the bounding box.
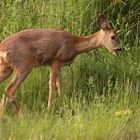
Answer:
[0,0,140,139]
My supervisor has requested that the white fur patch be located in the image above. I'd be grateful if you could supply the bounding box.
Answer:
[0,52,7,58]
[0,52,7,64]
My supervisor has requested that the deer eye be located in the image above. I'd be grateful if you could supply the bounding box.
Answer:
[111,36,115,40]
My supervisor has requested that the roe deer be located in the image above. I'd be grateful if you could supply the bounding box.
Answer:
[0,14,120,112]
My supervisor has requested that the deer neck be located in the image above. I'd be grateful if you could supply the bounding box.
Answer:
[75,31,102,54]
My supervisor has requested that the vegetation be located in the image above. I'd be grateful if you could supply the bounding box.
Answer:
[0,0,139,139]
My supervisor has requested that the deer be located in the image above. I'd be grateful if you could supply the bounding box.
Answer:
[0,14,120,113]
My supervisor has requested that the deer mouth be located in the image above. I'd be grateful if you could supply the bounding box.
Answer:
[106,46,121,55]
[114,48,121,54]
[115,48,121,52]
[112,48,121,55]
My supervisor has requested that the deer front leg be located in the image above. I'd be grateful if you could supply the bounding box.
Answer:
[47,61,60,111]
[56,69,63,109]
[56,68,61,97]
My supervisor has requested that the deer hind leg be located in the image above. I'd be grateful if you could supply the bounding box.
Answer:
[5,69,31,112]
[0,57,12,83]
[0,68,12,84]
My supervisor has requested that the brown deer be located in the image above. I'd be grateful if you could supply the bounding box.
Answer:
[0,14,120,112]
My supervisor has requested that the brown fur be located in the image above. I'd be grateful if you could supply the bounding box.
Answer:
[0,14,120,112]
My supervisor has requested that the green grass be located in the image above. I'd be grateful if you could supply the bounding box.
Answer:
[0,0,140,139]
[1,98,140,140]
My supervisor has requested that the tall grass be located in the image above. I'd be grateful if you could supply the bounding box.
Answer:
[0,0,140,139]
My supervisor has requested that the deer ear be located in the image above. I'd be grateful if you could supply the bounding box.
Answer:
[97,13,108,30]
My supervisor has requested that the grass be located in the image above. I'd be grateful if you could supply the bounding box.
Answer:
[1,97,140,140]
[0,0,140,139]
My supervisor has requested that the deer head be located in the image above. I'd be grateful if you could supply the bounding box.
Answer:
[97,13,121,55]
